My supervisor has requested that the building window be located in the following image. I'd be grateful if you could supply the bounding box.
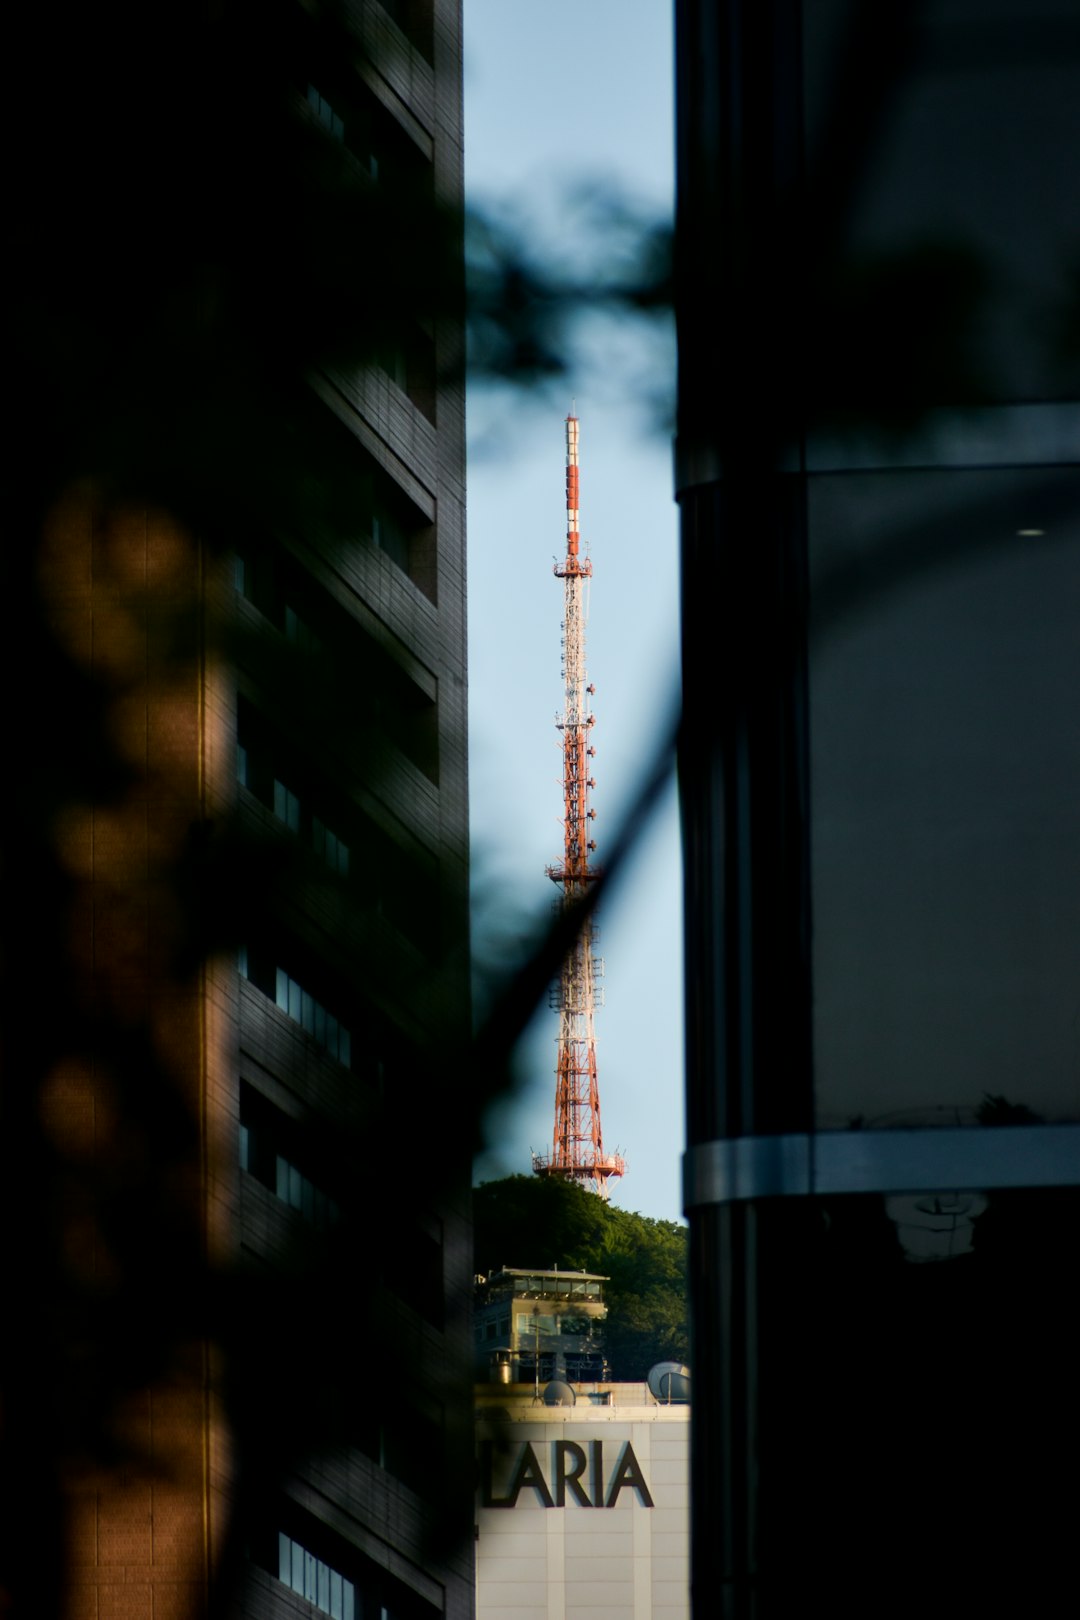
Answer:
[371,505,408,574]
[239,1085,342,1229]
[275,966,351,1067]
[271,775,350,876]
[278,1531,354,1620]
[239,951,352,1069]
[312,815,349,877]
[306,83,344,142]
[273,778,301,833]
[380,0,435,67]
[558,1315,591,1336]
[516,1352,556,1383]
[284,603,322,655]
[275,1153,340,1230]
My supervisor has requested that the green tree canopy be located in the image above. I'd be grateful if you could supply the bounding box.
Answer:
[474,1176,688,1381]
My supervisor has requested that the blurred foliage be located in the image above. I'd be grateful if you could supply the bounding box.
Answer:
[6,1,1076,1615]
[474,1176,688,1379]
[466,198,672,390]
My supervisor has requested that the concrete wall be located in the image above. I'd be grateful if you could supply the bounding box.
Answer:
[476,1404,689,1620]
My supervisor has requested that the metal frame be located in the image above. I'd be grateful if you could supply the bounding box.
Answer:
[684,1123,1080,1207]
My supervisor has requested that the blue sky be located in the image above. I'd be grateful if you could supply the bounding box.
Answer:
[464,2,685,1223]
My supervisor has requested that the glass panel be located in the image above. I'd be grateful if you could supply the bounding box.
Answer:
[275,967,288,1012]
[289,1165,303,1211]
[239,1124,249,1172]
[338,1027,351,1068]
[278,1531,290,1586]
[273,779,286,821]
[318,1559,330,1612]
[314,1003,327,1046]
[304,1549,317,1602]
[237,743,248,786]
[727,1189,1080,1609]
[288,978,302,1023]
[276,1156,288,1201]
[330,1571,343,1620]
[802,6,1080,413]
[301,990,314,1034]
[291,1540,304,1595]
[809,467,1080,1128]
[343,1580,355,1620]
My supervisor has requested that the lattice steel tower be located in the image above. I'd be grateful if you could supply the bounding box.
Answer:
[532,415,626,1198]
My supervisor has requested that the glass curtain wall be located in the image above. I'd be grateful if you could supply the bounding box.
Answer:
[675,1,1080,1612]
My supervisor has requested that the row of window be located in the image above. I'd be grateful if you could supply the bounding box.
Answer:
[279,1532,354,1620]
[238,704,441,960]
[498,1352,608,1382]
[238,741,351,879]
[238,555,322,649]
[314,813,349,876]
[492,1276,602,1299]
[289,87,438,421]
[235,547,440,780]
[238,947,352,1068]
[276,966,352,1067]
[240,1123,341,1231]
[306,82,345,145]
[271,772,351,878]
[475,1312,597,1341]
[272,1520,435,1620]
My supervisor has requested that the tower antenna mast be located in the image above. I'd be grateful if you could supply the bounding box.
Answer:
[533,414,626,1199]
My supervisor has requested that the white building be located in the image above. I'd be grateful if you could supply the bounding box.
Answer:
[476,1383,689,1620]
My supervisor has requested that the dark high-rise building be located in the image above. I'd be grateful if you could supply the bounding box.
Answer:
[6,4,472,1619]
[675,1,1080,1613]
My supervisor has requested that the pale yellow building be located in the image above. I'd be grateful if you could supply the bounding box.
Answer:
[476,1383,689,1620]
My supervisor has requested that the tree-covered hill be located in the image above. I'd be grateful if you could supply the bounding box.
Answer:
[473,1176,688,1381]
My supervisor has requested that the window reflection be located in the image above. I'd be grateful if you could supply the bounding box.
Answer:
[809,467,1080,1129]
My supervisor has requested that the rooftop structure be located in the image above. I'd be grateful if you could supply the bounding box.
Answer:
[474,1267,610,1387]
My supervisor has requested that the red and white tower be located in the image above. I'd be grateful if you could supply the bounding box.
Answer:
[533,415,626,1199]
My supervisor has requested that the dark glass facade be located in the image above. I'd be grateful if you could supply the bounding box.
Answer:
[675,1,1080,1611]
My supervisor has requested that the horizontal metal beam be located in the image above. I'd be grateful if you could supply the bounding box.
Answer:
[683,1123,1080,1208]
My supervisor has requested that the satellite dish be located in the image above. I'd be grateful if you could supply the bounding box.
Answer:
[647,1362,691,1404]
[543,1380,577,1407]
